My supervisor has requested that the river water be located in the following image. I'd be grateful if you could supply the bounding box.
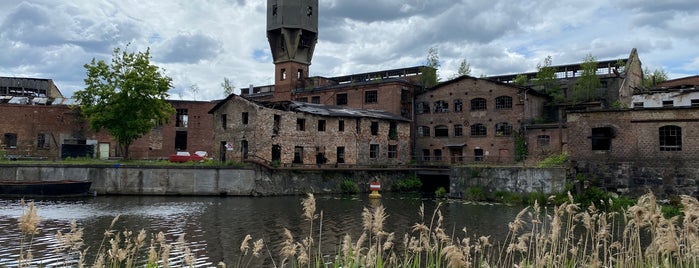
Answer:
[0,193,526,267]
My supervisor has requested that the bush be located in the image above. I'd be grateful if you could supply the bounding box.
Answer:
[464,187,486,201]
[393,175,422,192]
[495,191,522,204]
[537,152,569,168]
[339,178,359,194]
[435,187,448,198]
[526,192,547,205]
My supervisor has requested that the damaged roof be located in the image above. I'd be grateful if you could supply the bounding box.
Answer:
[275,101,410,122]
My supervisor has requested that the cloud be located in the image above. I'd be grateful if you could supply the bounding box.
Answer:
[156,33,222,64]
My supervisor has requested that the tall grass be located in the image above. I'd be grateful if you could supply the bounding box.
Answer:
[14,192,699,267]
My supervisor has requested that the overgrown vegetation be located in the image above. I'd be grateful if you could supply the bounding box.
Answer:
[339,178,359,194]
[464,186,486,201]
[537,152,569,167]
[434,187,447,198]
[514,131,527,162]
[15,192,699,267]
[393,175,422,192]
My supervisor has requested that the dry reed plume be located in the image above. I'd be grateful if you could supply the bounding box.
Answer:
[14,191,699,267]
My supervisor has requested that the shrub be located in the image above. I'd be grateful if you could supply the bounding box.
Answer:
[495,191,522,204]
[464,186,486,201]
[393,175,422,192]
[526,192,547,205]
[339,178,359,194]
[435,187,447,198]
[537,152,569,168]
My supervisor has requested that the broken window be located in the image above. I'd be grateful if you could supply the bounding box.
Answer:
[495,122,512,136]
[389,121,397,140]
[454,99,463,112]
[273,114,281,135]
[591,127,614,150]
[434,100,448,113]
[388,145,397,158]
[175,131,187,151]
[294,146,304,163]
[692,99,699,107]
[221,114,227,129]
[4,133,18,149]
[296,118,306,131]
[297,69,303,79]
[338,119,344,132]
[336,93,348,105]
[369,144,379,158]
[662,100,673,107]
[633,102,644,108]
[434,125,449,137]
[422,149,430,161]
[433,149,442,161]
[495,96,513,109]
[311,96,320,104]
[454,124,463,137]
[356,118,361,134]
[365,90,378,104]
[176,109,188,127]
[242,112,249,125]
[281,68,287,80]
[315,147,326,164]
[318,120,326,131]
[337,146,345,163]
[659,125,682,151]
[471,98,487,111]
[37,133,49,149]
[417,102,430,114]
[417,126,430,137]
[371,121,379,135]
[470,124,487,137]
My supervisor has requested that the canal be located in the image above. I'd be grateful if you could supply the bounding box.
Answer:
[0,193,527,267]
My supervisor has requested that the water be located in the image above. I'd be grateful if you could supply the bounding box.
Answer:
[0,194,526,267]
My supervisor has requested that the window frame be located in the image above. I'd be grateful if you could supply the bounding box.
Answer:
[369,144,379,158]
[470,124,487,137]
[365,90,378,104]
[495,122,513,136]
[495,96,513,110]
[659,125,682,151]
[471,98,487,111]
[336,93,348,105]
[434,125,449,137]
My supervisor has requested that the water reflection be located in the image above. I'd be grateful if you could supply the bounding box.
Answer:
[0,194,525,267]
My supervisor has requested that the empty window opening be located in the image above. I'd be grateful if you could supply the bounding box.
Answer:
[433,149,442,161]
[495,122,513,136]
[434,125,449,137]
[470,124,487,137]
[221,114,227,129]
[315,147,327,164]
[242,112,249,124]
[417,102,430,114]
[336,146,345,163]
[272,145,281,163]
[474,148,484,161]
[422,149,430,161]
[273,114,281,135]
[659,125,682,151]
[662,100,673,107]
[388,145,397,159]
[336,93,348,105]
[281,68,287,80]
[3,133,17,148]
[318,120,326,131]
[471,98,487,111]
[389,121,397,140]
[296,97,308,102]
[495,96,513,109]
[591,127,614,151]
[356,118,361,134]
[37,133,49,149]
[365,90,378,104]
[434,100,449,113]
[692,99,699,107]
[338,119,345,132]
[293,146,304,164]
[175,131,188,151]
[371,121,379,135]
[369,144,379,158]
[297,69,304,79]
[633,102,644,108]
[311,96,320,104]
[176,109,188,127]
[296,118,306,131]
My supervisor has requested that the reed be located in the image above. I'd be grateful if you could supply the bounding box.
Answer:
[13,192,699,267]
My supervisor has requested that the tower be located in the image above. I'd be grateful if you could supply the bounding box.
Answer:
[267,0,318,101]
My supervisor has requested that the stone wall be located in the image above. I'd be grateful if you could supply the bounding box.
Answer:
[449,166,567,198]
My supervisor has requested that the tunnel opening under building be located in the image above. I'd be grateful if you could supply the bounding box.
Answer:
[417,174,450,196]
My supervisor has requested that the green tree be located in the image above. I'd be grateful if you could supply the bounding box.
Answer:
[533,55,562,103]
[75,46,175,159]
[450,58,471,79]
[221,77,235,96]
[513,74,528,86]
[419,46,440,88]
[642,67,668,88]
[572,54,600,104]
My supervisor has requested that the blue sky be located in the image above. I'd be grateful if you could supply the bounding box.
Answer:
[1,0,697,100]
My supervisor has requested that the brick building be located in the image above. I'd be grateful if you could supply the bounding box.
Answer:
[414,76,549,164]
[0,99,217,160]
[209,94,411,166]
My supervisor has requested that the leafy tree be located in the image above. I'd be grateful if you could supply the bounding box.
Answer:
[75,46,175,159]
[221,77,235,96]
[419,46,440,88]
[572,54,600,104]
[642,67,668,88]
[450,58,471,79]
[513,74,528,86]
[533,55,562,103]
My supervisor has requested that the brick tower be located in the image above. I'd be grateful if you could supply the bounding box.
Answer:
[267,0,318,102]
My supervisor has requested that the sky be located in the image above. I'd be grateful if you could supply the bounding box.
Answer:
[1,0,698,101]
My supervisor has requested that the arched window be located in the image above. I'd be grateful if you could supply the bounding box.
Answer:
[495,122,512,136]
[659,125,682,151]
[434,125,449,137]
[470,123,487,137]
[471,98,487,111]
[495,96,513,109]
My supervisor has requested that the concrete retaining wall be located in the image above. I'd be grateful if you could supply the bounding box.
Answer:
[450,166,567,198]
